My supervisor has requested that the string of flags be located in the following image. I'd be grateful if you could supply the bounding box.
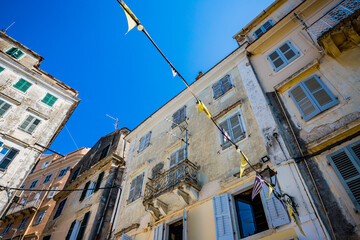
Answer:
[116,0,305,236]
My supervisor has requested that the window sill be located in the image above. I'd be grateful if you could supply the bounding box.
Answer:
[239,228,275,240]
[213,87,234,102]
[127,196,142,206]
[17,128,33,135]
[220,135,247,153]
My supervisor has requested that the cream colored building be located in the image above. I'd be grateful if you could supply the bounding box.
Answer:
[0,148,88,240]
[110,26,329,239]
[41,128,129,240]
[0,32,80,216]
[233,0,360,239]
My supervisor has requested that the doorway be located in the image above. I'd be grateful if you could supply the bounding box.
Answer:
[168,220,183,240]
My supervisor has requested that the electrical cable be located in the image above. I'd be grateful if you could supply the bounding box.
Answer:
[0,185,119,192]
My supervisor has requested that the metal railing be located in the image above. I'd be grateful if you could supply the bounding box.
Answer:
[6,199,41,215]
[307,0,360,38]
[143,159,199,202]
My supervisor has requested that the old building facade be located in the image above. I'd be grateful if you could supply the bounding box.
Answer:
[110,33,329,239]
[233,0,360,239]
[0,32,80,215]
[0,148,88,240]
[41,128,129,240]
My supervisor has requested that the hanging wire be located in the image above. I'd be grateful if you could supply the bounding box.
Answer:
[0,184,119,192]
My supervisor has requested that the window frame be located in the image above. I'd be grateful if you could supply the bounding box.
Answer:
[212,74,233,100]
[29,180,38,189]
[58,166,70,178]
[127,172,145,203]
[43,174,53,184]
[18,216,29,230]
[267,40,300,71]
[138,131,152,153]
[13,78,32,93]
[289,75,339,121]
[253,20,274,39]
[54,198,67,219]
[6,47,24,59]
[41,93,58,107]
[33,210,46,226]
[19,115,41,134]
[0,99,12,118]
[0,146,19,171]
[219,111,246,150]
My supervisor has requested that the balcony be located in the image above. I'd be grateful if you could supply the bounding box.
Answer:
[6,200,41,218]
[307,0,360,56]
[143,159,200,220]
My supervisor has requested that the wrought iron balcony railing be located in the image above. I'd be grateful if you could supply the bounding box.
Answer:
[307,0,360,38]
[143,159,199,202]
[6,199,41,216]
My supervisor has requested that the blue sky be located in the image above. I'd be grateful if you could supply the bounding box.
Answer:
[1,0,273,154]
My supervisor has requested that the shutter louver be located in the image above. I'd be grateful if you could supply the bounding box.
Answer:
[290,85,319,120]
[303,76,338,110]
[229,114,243,142]
[79,182,90,201]
[212,193,234,240]
[328,148,360,210]
[94,172,104,192]
[178,148,185,162]
[213,81,223,99]
[268,51,284,69]
[134,173,144,199]
[260,184,290,228]
[153,223,164,240]
[179,106,186,124]
[145,131,152,148]
[263,20,273,30]
[76,212,90,240]
[0,100,11,117]
[169,152,177,167]
[27,119,40,134]
[279,42,297,61]
[65,221,76,240]
[128,178,137,202]
[351,143,360,159]
[20,116,34,130]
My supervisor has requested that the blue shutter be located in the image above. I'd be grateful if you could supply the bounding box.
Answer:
[260,184,290,228]
[213,81,223,99]
[290,83,320,121]
[263,20,273,31]
[213,193,234,240]
[153,223,164,240]
[145,131,152,148]
[278,41,299,63]
[328,142,360,211]
[221,75,232,94]
[267,49,285,71]
[302,75,338,111]
[229,114,244,142]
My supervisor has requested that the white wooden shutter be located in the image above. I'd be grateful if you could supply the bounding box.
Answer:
[178,148,185,162]
[172,111,178,128]
[220,120,231,149]
[169,151,177,167]
[260,184,290,228]
[138,135,145,152]
[212,193,234,240]
[153,223,164,240]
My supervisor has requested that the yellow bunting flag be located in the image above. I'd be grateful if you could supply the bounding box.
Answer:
[288,204,306,236]
[198,101,211,119]
[120,1,140,34]
[239,151,248,178]
[267,185,273,200]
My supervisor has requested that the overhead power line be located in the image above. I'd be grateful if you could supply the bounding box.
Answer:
[0,185,119,193]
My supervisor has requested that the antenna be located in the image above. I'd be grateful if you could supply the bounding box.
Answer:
[1,22,15,33]
[164,118,190,159]
[106,114,119,130]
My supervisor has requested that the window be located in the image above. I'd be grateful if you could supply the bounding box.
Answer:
[18,217,29,230]
[254,20,273,39]
[171,106,186,128]
[54,198,67,219]
[58,167,70,178]
[6,47,24,59]
[20,197,27,205]
[169,148,186,168]
[29,180,38,189]
[2,222,13,235]
[19,115,41,134]
[290,75,339,121]
[219,112,245,149]
[13,78,32,92]
[213,186,289,240]
[43,174,52,184]
[0,146,19,170]
[85,182,95,199]
[138,131,151,152]
[75,212,90,240]
[0,66,4,73]
[34,192,42,202]
[47,186,58,199]
[128,172,144,203]
[0,99,11,118]
[99,144,110,160]
[43,236,51,240]
[213,75,232,99]
[33,210,46,225]
[42,93,58,107]
[20,184,25,189]
[94,172,104,193]
[267,41,300,71]
[41,162,50,169]
[327,141,360,211]
[71,167,81,181]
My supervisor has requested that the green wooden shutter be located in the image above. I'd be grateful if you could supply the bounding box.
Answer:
[42,93,58,106]
[328,143,360,211]
[6,47,17,55]
[13,79,32,92]
[0,66,4,73]
[128,178,137,202]
[0,148,19,170]
[13,49,24,59]
[20,115,34,130]
[0,100,11,117]
[94,172,105,192]
[212,193,234,240]
[76,212,90,240]
[79,182,90,201]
